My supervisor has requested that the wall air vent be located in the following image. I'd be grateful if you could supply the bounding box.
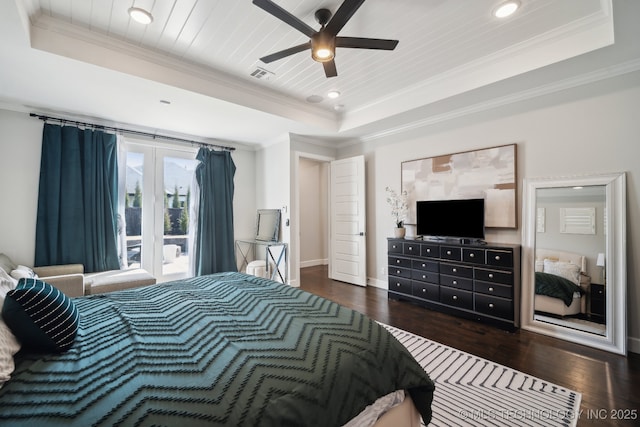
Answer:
[250,66,275,81]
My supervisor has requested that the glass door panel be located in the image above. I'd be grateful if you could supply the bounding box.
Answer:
[122,142,197,283]
[160,155,198,280]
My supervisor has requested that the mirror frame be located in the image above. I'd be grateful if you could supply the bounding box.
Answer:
[521,172,627,355]
[255,209,281,242]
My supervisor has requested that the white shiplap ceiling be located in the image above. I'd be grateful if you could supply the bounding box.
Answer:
[0,0,626,147]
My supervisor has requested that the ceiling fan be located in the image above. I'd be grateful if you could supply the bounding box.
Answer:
[253,0,399,78]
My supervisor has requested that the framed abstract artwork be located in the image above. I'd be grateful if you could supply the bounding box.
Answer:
[401,143,517,228]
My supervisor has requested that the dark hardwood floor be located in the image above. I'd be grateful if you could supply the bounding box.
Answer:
[300,266,640,426]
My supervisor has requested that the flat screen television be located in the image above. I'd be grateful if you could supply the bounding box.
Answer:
[416,198,485,240]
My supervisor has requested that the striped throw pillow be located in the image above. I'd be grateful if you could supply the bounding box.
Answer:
[1,278,79,352]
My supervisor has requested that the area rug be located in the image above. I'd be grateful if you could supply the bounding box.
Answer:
[383,324,582,427]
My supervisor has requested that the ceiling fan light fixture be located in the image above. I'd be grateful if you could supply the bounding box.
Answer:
[493,1,520,18]
[128,7,153,25]
[311,33,335,62]
[327,90,341,99]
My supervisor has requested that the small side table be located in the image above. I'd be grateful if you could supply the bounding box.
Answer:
[235,239,288,283]
[589,283,606,324]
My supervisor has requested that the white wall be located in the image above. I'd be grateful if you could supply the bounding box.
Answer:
[0,108,257,270]
[338,70,640,351]
[0,110,43,265]
[254,139,291,282]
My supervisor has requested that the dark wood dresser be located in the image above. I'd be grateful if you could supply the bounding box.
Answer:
[387,238,521,330]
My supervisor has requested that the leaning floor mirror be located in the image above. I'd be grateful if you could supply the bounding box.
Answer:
[521,172,627,355]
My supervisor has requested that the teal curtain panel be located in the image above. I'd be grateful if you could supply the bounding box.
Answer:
[35,124,120,273]
[193,148,236,275]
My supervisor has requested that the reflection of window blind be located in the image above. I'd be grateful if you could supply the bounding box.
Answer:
[559,207,596,234]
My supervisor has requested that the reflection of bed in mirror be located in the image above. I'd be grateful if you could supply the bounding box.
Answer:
[534,248,590,317]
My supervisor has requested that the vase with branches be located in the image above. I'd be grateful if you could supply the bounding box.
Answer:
[385,186,408,237]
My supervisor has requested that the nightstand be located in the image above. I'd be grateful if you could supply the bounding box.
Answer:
[590,283,606,324]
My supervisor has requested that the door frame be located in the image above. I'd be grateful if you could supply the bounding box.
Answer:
[292,151,335,287]
[122,139,198,282]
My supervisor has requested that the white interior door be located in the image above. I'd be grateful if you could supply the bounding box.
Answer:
[329,155,367,286]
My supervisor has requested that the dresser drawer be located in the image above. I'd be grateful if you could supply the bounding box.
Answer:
[411,269,439,284]
[412,282,439,302]
[440,246,462,261]
[388,277,412,295]
[439,263,473,278]
[462,248,485,264]
[440,274,473,291]
[440,286,473,310]
[388,240,403,254]
[389,265,411,279]
[474,280,512,298]
[421,243,439,258]
[388,256,411,269]
[486,249,513,268]
[475,294,513,320]
[412,259,439,273]
[474,268,513,285]
[403,242,421,256]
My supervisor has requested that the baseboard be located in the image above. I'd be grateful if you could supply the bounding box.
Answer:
[628,336,640,354]
[367,277,387,289]
[300,259,328,268]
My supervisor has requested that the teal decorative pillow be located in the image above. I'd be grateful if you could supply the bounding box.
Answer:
[1,278,79,353]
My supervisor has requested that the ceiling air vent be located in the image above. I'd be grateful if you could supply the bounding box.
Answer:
[250,66,275,81]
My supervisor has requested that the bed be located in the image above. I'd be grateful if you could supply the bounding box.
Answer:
[0,272,434,426]
[534,249,590,317]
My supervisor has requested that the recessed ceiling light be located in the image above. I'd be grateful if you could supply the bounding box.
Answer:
[128,7,153,25]
[327,90,341,99]
[493,1,520,18]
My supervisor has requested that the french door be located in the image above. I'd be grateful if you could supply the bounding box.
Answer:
[122,141,198,282]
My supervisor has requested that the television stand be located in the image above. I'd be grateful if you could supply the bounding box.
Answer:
[387,238,520,330]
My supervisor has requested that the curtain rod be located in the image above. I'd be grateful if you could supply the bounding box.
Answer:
[29,113,235,151]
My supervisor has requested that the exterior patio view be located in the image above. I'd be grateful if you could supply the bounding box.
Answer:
[125,153,198,279]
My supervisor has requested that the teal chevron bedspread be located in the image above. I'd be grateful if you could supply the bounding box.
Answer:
[0,272,434,426]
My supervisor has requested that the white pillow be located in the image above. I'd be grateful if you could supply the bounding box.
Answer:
[0,267,18,296]
[0,296,22,389]
[543,259,581,285]
[10,265,38,281]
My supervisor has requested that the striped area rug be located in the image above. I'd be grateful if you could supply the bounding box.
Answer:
[383,324,581,427]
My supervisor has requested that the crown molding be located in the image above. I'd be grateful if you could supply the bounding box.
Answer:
[356,57,640,144]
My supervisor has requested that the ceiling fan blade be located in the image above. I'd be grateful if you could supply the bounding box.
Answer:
[324,0,366,36]
[260,42,311,63]
[336,37,398,50]
[252,0,316,38]
[323,59,338,78]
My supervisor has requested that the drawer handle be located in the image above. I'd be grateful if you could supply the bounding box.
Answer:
[470,253,475,258]
[396,270,401,274]
[489,287,494,292]
[396,259,401,264]
[452,295,458,300]
[426,249,431,253]
[495,255,501,261]
[452,268,457,272]
[447,250,452,255]
[396,283,401,287]
[422,275,427,279]
[393,245,397,249]
[452,280,457,285]
[489,273,494,278]
[422,288,427,293]
[409,247,413,251]
[489,303,495,308]
[422,263,426,267]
